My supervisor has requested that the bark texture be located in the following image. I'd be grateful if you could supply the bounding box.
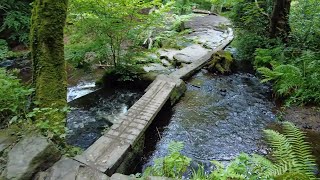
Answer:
[30,0,68,120]
[269,0,291,42]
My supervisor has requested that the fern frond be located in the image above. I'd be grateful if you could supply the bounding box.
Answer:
[263,129,296,177]
[264,129,295,164]
[282,122,317,179]
[273,65,303,95]
[257,67,283,82]
[275,172,311,180]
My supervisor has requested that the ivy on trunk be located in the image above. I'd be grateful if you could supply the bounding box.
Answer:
[30,0,68,129]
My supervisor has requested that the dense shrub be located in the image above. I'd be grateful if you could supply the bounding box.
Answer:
[0,0,32,45]
[258,50,320,105]
[0,68,33,127]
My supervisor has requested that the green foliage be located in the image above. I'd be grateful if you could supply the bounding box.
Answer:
[0,68,75,153]
[144,122,318,179]
[0,39,9,60]
[65,38,107,68]
[258,50,320,105]
[263,122,317,179]
[191,165,206,180]
[25,107,69,142]
[289,0,320,51]
[232,30,280,61]
[0,68,33,127]
[102,64,145,83]
[254,47,284,68]
[229,0,320,106]
[173,0,192,15]
[144,141,191,178]
[0,39,30,60]
[0,0,32,44]
[229,0,272,34]
[67,0,165,67]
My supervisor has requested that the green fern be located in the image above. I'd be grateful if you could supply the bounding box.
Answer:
[144,141,191,178]
[282,122,316,178]
[263,122,317,179]
[258,64,304,96]
[191,165,207,180]
[143,123,318,180]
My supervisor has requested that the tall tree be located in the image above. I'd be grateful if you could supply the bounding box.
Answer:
[269,0,291,42]
[30,1,68,124]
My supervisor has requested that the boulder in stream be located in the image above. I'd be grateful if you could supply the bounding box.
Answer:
[3,135,61,180]
[207,50,233,74]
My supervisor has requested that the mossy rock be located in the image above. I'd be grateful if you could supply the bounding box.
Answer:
[98,65,152,90]
[207,50,233,74]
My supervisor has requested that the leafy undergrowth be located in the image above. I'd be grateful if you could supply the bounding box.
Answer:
[142,122,318,180]
[0,68,81,156]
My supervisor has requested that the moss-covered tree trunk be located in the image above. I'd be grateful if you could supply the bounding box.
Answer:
[30,0,68,124]
[269,0,291,42]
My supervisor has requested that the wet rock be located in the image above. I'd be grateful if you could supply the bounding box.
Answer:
[173,53,191,64]
[4,135,61,180]
[0,130,16,153]
[36,157,109,180]
[172,59,182,68]
[158,49,180,62]
[0,129,17,177]
[161,59,171,67]
[143,63,169,73]
[207,50,233,74]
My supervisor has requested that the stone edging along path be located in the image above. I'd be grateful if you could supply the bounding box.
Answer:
[38,16,234,180]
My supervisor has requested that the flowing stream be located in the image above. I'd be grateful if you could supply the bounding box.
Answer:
[66,83,143,149]
[141,69,276,173]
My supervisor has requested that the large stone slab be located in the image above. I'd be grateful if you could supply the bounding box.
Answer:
[35,158,109,180]
[4,135,60,180]
[173,44,210,64]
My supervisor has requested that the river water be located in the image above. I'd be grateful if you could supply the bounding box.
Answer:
[141,69,276,173]
[66,85,143,149]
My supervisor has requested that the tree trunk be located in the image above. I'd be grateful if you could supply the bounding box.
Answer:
[30,0,68,123]
[269,0,291,42]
